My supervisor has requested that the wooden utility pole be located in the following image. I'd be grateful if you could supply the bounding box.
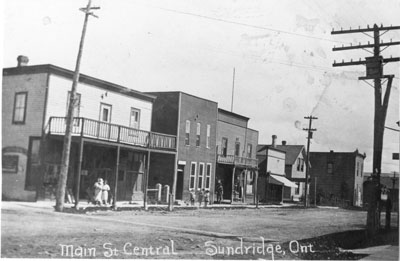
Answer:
[303,115,317,207]
[55,0,99,212]
[332,24,400,235]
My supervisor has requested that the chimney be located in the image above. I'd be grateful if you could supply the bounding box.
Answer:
[17,55,29,67]
[282,140,287,146]
[272,135,277,148]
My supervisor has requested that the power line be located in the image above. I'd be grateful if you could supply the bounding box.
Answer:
[142,4,348,44]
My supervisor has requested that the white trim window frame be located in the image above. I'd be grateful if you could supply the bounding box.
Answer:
[129,108,141,136]
[205,163,212,190]
[198,162,205,189]
[189,162,197,190]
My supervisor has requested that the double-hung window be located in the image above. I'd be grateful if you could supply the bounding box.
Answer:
[185,120,190,146]
[196,123,201,147]
[189,162,196,190]
[12,92,28,124]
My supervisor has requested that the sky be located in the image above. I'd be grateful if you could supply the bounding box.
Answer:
[2,0,400,173]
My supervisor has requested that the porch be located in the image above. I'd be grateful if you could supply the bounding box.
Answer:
[47,117,177,151]
[216,154,258,204]
[39,117,177,207]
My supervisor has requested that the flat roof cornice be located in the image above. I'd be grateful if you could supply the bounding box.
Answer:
[3,64,156,102]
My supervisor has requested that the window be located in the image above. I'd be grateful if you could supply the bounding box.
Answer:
[356,162,360,176]
[247,144,252,158]
[327,162,334,174]
[206,125,211,148]
[235,141,240,157]
[297,158,304,172]
[198,163,204,189]
[205,163,212,190]
[185,120,190,146]
[196,123,201,147]
[100,103,112,122]
[12,92,28,124]
[189,162,196,189]
[129,108,140,129]
[221,138,228,156]
[2,155,19,173]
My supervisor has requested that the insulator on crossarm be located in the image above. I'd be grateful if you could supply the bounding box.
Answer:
[391,39,392,42]
[381,24,383,27]
[342,59,344,63]
[341,27,343,31]
[368,41,370,44]
[350,43,352,46]
[351,59,353,62]
[334,60,336,63]
[359,58,361,61]
[367,25,370,28]
[359,42,361,45]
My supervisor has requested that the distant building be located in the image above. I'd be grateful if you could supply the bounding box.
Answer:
[309,150,366,207]
[215,109,259,204]
[2,57,176,203]
[363,172,399,211]
[257,135,297,204]
[276,141,307,202]
[145,92,218,204]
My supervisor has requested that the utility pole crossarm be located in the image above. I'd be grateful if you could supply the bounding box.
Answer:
[333,41,400,51]
[332,25,400,34]
[333,57,400,67]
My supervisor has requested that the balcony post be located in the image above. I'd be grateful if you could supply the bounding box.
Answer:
[75,139,84,208]
[117,126,121,143]
[80,118,85,137]
[231,166,236,203]
[113,145,121,210]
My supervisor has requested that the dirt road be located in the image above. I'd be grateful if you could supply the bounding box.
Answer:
[1,202,369,259]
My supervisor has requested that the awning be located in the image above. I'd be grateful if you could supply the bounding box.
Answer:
[269,174,298,188]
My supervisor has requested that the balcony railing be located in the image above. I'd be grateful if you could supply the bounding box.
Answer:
[217,154,258,168]
[47,117,176,151]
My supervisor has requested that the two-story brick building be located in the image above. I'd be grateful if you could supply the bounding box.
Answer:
[2,57,176,204]
[145,92,218,204]
[215,109,259,204]
[309,149,366,207]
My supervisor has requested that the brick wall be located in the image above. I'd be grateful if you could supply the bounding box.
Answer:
[309,152,363,206]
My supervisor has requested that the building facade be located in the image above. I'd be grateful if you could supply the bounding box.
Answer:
[276,142,307,202]
[257,136,297,203]
[145,92,218,204]
[215,109,259,204]
[309,150,366,207]
[2,57,176,203]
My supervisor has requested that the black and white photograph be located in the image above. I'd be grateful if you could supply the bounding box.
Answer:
[1,0,399,259]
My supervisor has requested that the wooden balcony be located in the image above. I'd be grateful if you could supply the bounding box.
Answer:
[217,154,258,168]
[47,117,176,151]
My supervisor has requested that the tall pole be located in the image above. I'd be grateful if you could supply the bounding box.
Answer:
[332,23,399,235]
[231,67,235,112]
[303,115,317,207]
[55,0,99,212]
